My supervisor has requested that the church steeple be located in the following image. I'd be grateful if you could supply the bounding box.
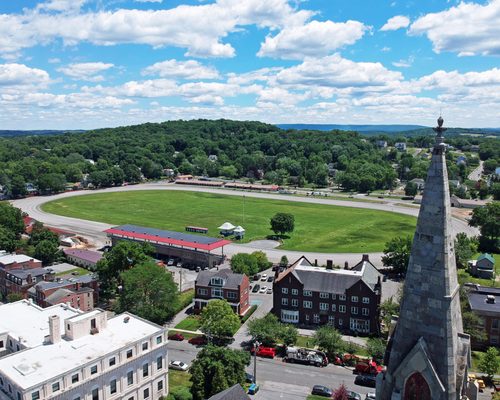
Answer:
[377,117,472,400]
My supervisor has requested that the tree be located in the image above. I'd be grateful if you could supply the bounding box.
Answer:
[462,311,488,344]
[0,203,25,238]
[10,175,27,198]
[454,233,478,268]
[200,299,240,341]
[7,293,24,303]
[404,181,418,197]
[251,251,271,272]
[313,326,345,359]
[247,314,281,346]
[379,297,400,330]
[0,226,17,252]
[332,384,349,400]
[279,324,298,346]
[492,183,500,201]
[469,202,500,252]
[189,345,250,400]
[279,255,289,268]
[478,347,500,380]
[29,222,59,247]
[382,236,412,274]
[118,261,179,324]
[37,173,67,193]
[230,253,259,277]
[34,240,60,265]
[367,338,386,363]
[168,387,192,400]
[270,212,295,237]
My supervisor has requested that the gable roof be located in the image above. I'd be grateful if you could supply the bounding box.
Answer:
[478,253,495,264]
[208,384,250,400]
[195,269,245,290]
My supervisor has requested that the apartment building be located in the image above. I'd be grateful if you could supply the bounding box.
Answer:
[0,253,43,299]
[0,300,168,400]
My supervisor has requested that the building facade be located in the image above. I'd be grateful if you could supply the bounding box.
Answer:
[273,255,381,335]
[0,300,168,400]
[468,285,500,349]
[194,269,250,316]
[0,253,43,299]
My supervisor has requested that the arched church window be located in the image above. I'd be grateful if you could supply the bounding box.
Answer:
[404,372,431,400]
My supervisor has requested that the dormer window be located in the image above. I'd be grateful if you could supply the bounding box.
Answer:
[210,277,225,287]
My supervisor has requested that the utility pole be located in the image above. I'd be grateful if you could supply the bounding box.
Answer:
[179,267,182,292]
[253,339,260,384]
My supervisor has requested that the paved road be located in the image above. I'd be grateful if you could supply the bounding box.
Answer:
[10,182,478,266]
[467,161,484,181]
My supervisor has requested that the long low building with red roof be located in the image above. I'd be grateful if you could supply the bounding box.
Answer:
[104,224,231,268]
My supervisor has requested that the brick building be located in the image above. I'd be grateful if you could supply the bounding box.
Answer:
[468,285,500,349]
[273,255,381,335]
[0,252,43,299]
[63,248,103,271]
[194,269,250,316]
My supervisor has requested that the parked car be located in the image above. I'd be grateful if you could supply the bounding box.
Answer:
[167,258,175,266]
[311,385,333,397]
[195,266,201,272]
[355,374,377,388]
[252,284,260,293]
[176,261,183,267]
[355,360,383,375]
[347,391,362,400]
[168,333,185,341]
[253,274,261,281]
[250,345,276,358]
[259,286,267,293]
[267,276,273,282]
[260,274,268,281]
[169,360,189,371]
[248,383,260,395]
[188,336,207,346]
[266,287,272,294]
[365,394,376,400]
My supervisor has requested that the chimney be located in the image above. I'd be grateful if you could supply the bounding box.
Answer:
[48,315,61,344]
[362,254,369,262]
[344,261,349,270]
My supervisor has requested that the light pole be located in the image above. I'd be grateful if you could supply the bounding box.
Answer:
[253,339,260,384]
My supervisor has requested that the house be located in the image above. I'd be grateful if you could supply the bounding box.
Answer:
[467,285,500,348]
[410,178,425,191]
[470,145,480,152]
[394,142,407,151]
[468,253,495,280]
[456,155,467,166]
[208,384,250,400]
[450,195,489,209]
[208,154,218,162]
[163,168,175,178]
[0,253,43,299]
[194,269,250,316]
[3,268,53,299]
[25,182,38,195]
[376,140,388,148]
[273,255,382,335]
[0,300,168,400]
[63,248,103,270]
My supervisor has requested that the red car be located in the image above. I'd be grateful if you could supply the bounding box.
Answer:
[250,346,276,358]
[355,360,383,375]
[188,336,208,346]
[168,333,185,341]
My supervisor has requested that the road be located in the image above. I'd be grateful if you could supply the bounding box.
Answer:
[467,161,484,181]
[10,182,478,266]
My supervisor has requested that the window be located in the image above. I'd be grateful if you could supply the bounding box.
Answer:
[156,335,163,344]
[313,314,320,323]
[362,297,370,304]
[197,288,208,295]
[157,356,163,370]
[90,365,98,375]
[127,371,134,385]
[319,303,328,311]
[362,308,369,316]
[305,314,310,321]
[331,294,336,300]
[292,299,298,307]
[338,318,343,326]
[52,382,60,392]
[282,287,288,294]
[109,357,116,367]
[32,392,40,400]
[328,315,335,325]
[291,289,298,295]
[210,277,224,286]
[493,319,500,331]
[339,294,346,301]
[142,342,148,351]
[72,374,79,384]
[143,388,150,399]
[92,388,99,400]
[211,288,223,298]
[331,304,336,312]
[303,300,312,309]
[0,340,3,348]
[351,296,358,303]
[281,298,288,306]
[126,349,133,358]
[143,363,149,378]
[110,379,117,394]
[303,290,312,297]
[320,292,329,299]
[157,380,164,391]
[17,392,21,400]
[339,305,346,313]
[351,307,358,315]
[227,292,237,300]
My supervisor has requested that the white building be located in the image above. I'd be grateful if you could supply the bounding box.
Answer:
[0,300,168,400]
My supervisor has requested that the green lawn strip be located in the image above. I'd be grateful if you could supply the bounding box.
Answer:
[42,190,416,253]
[295,335,369,357]
[55,267,89,277]
[174,316,201,331]
[169,370,192,391]
[167,330,200,340]
[241,305,258,324]
[307,395,329,400]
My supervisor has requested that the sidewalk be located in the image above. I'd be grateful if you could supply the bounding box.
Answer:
[165,302,194,328]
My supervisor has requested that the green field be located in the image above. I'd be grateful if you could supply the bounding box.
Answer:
[42,190,416,253]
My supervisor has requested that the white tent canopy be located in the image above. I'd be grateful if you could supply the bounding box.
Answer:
[218,222,235,230]
[233,226,245,233]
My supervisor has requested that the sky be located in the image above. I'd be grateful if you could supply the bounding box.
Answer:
[0,0,499,130]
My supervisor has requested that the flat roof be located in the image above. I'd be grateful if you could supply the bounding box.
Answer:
[0,254,41,266]
[63,248,103,264]
[105,224,231,251]
[0,312,163,390]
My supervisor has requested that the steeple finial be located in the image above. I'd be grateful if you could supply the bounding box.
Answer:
[433,115,447,150]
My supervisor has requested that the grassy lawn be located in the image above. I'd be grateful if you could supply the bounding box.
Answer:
[175,316,201,331]
[458,253,500,287]
[173,288,194,314]
[55,267,88,277]
[307,395,329,400]
[169,369,192,391]
[295,335,369,357]
[167,329,201,340]
[42,190,416,253]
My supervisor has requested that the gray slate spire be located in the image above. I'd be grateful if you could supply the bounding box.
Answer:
[377,118,471,400]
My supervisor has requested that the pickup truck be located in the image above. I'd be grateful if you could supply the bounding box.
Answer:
[250,345,276,358]
[355,360,384,375]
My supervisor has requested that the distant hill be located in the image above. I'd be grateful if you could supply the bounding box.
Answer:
[277,124,427,132]
[0,130,85,137]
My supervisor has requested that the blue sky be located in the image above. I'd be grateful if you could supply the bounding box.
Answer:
[0,0,499,129]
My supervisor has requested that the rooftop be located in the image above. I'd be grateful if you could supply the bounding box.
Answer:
[33,274,96,291]
[105,224,231,251]
[196,269,245,290]
[6,268,50,280]
[468,286,500,315]
[63,248,103,264]
[0,254,41,266]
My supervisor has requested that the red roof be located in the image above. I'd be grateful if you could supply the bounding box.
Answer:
[104,227,231,251]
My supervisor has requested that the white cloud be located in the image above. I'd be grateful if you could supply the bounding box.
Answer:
[57,62,114,82]
[380,15,410,31]
[142,59,219,80]
[410,0,500,56]
[392,55,414,68]
[258,20,367,59]
[48,58,61,64]
[0,63,50,88]
[36,0,87,13]
[416,68,500,90]
[135,0,163,3]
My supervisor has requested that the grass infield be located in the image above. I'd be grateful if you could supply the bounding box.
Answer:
[42,190,416,253]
